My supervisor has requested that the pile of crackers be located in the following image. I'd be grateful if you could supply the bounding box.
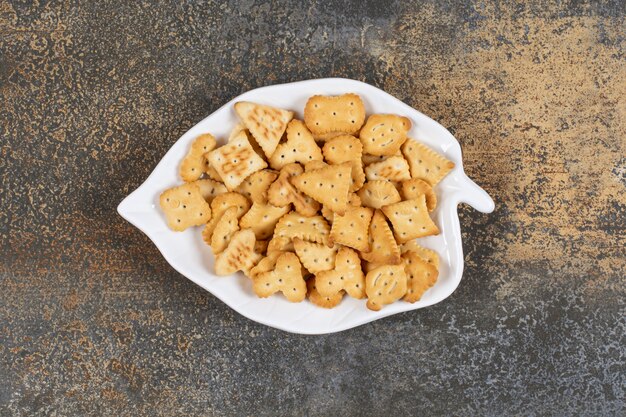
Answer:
[159,94,454,311]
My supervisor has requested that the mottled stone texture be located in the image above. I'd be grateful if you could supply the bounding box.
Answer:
[0,0,624,415]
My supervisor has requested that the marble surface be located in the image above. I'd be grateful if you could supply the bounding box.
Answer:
[1,1,624,415]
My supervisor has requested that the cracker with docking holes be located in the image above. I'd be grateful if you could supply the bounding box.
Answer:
[234,101,294,158]
[329,206,373,252]
[179,133,217,182]
[401,241,439,269]
[360,114,411,156]
[239,202,291,240]
[235,169,278,204]
[382,196,439,243]
[304,94,365,135]
[402,251,438,303]
[365,264,407,311]
[401,139,455,185]
[293,238,338,273]
[253,252,307,302]
[210,207,240,254]
[365,155,411,182]
[357,180,402,209]
[207,130,268,190]
[401,178,437,212]
[274,212,330,244]
[322,135,366,191]
[267,163,320,217]
[267,235,295,254]
[307,278,343,308]
[202,192,251,244]
[315,247,365,299]
[361,210,401,265]
[291,162,352,215]
[214,229,261,276]
[160,183,212,232]
[269,120,323,169]
[248,250,284,279]
[194,178,228,203]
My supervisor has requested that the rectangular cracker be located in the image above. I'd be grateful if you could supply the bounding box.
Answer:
[401,139,455,186]
[381,196,439,243]
[304,94,365,135]
[360,114,411,156]
[206,130,268,190]
[160,183,212,231]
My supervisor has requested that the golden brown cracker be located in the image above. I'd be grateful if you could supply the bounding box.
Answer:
[204,163,224,182]
[214,229,261,276]
[401,139,455,185]
[402,251,438,303]
[210,207,240,254]
[274,212,330,244]
[381,196,439,243]
[304,160,328,172]
[360,114,411,156]
[307,279,343,308]
[312,131,344,142]
[160,183,212,232]
[362,260,384,274]
[194,178,228,203]
[401,178,437,212]
[203,192,251,241]
[267,163,320,216]
[365,264,407,311]
[235,169,278,204]
[365,155,411,182]
[329,206,373,252]
[304,94,365,135]
[207,130,268,190]
[180,133,217,182]
[322,134,366,191]
[400,241,440,269]
[291,162,352,215]
[267,236,294,254]
[239,202,291,240]
[254,239,269,256]
[253,252,307,302]
[315,247,365,299]
[361,210,401,265]
[357,180,402,209]
[234,101,294,158]
[268,120,323,169]
[293,238,338,273]
[248,250,284,279]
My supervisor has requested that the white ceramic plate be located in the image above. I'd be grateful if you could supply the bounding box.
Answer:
[118,78,494,335]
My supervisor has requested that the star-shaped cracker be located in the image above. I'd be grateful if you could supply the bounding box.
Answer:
[234,101,294,159]
[401,139,455,186]
[253,252,307,302]
[291,162,352,215]
[268,120,323,169]
[314,247,365,299]
[381,196,439,243]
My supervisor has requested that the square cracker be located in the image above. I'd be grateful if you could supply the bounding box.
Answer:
[382,195,439,243]
[180,133,217,182]
[360,114,411,156]
[291,162,352,215]
[268,120,323,169]
[329,206,373,252]
[206,130,268,190]
[160,183,212,232]
[304,94,365,135]
[234,101,294,158]
[401,139,455,186]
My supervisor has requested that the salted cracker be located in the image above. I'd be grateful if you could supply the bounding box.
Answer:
[160,183,211,232]
[361,210,401,265]
[210,207,240,254]
[307,279,343,308]
[207,130,268,190]
[214,229,261,276]
[202,192,251,243]
[253,252,307,302]
[291,162,352,215]
[401,139,455,185]
[402,251,438,303]
[293,238,338,273]
[400,241,439,269]
[179,133,217,182]
[381,196,439,243]
[322,134,366,191]
[357,180,402,209]
[315,247,365,299]
[234,101,294,158]
[365,264,407,311]
[194,178,228,203]
[329,206,373,252]
[359,114,411,156]
[365,155,411,182]
[267,163,320,216]
[248,250,284,279]
[304,94,365,135]
[274,212,330,245]
[401,178,437,212]
[268,120,323,169]
[267,235,294,254]
[235,169,278,204]
[239,202,291,240]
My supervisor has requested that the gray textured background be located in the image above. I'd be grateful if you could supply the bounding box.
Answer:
[1,0,624,416]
